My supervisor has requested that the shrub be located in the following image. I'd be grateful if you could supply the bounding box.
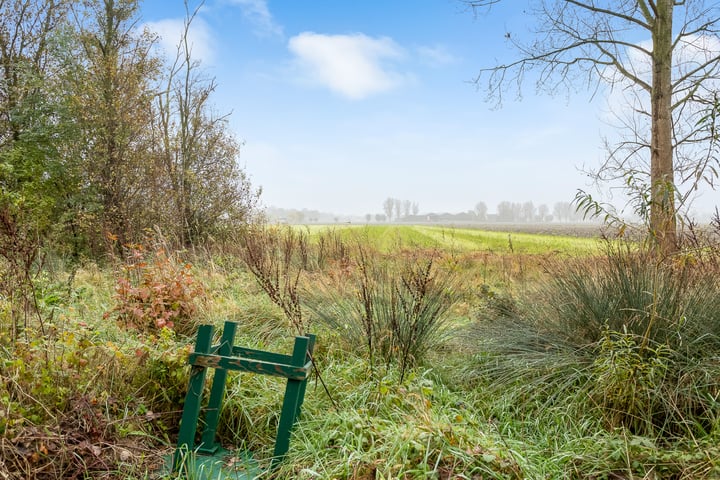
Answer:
[237,225,356,336]
[305,247,458,382]
[129,327,193,429]
[238,225,307,333]
[108,242,204,336]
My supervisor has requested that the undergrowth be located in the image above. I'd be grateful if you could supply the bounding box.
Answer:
[1,225,719,478]
[459,241,720,477]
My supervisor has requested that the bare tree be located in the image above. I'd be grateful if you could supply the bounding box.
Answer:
[383,197,394,221]
[512,202,522,222]
[475,201,488,221]
[403,200,412,218]
[554,201,573,223]
[522,201,535,223]
[538,203,550,222]
[497,201,513,222]
[152,2,259,245]
[467,1,720,254]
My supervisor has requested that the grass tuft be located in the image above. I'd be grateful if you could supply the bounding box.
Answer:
[464,243,720,441]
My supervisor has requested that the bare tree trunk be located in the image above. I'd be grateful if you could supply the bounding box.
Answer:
[650,0,677,255]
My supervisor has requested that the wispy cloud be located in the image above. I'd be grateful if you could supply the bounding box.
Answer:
[227,0,283,38]
[288,32,408,99]
[145,17,215,65]
[416,45,458,66]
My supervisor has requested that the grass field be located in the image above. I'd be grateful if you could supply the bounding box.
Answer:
[3,224,718,479]
[300,224,603,255]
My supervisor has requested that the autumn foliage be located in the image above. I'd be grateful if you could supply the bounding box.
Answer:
[108,242,204,335]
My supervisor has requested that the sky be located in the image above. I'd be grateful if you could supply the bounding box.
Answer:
[137,0,717,218]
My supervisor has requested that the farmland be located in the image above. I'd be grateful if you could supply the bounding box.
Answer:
[302,223,604,254]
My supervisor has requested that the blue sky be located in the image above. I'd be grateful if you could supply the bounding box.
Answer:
[138,0,633,217]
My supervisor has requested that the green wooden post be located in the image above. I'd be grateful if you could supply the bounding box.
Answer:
[197,321,237,454]
[295,334,316,419]
[173,324,214,472]
[272,335,310,465]
[173,322,316,473]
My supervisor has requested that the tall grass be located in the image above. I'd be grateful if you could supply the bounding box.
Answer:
[272,362,524,479]
[304,246,458,382]
[6,222,720,478]
[464,242,720,441]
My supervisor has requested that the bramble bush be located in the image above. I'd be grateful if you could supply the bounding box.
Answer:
[108,241,205,336]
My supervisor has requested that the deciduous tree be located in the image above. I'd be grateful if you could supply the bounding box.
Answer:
[497,201,513,222]
[383,197,394,221]
[538,203,550,222]
[402,200,411,218]
[70,0,160,248]
[152,3,259,245]
[522,201,535,223]
[0,0,73,338]
[475,201,488,221]
[467,0,720,254]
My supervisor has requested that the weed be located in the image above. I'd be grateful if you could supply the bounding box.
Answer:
[305,247,458,382]
[237,225,308,334]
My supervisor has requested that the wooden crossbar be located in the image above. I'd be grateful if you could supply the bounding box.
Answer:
[188,353,312,380]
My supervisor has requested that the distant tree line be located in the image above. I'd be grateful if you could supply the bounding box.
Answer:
[371,199,589,223]
[380,198,420,222]
[268,199,591,225]
[490,201,584,223]
[1,0,260,264]
[266,207,344,224]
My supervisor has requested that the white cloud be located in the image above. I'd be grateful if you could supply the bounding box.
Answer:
[145,17,215,65]
[288,32,408,99]
[228,0,283,38]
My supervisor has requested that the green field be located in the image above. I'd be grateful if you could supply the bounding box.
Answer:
[300,224,602,255]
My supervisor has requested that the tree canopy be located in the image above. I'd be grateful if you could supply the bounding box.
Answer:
[0,0,260,260]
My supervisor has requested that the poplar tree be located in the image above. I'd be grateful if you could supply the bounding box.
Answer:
[467,1,720,254]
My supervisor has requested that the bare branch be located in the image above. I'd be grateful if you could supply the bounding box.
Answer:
[567,0,652,30]
[469,0,720,250]
[672,56,720,89]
